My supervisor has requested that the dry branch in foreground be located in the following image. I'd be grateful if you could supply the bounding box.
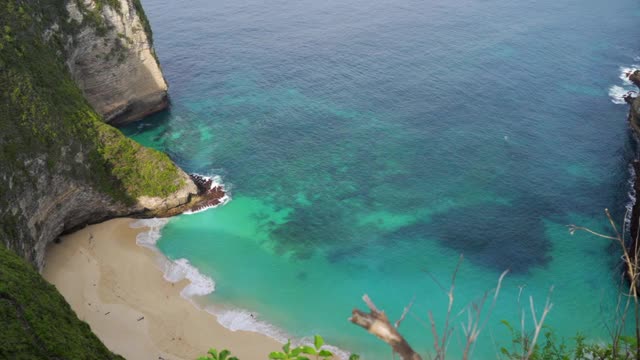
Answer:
[349,294,422,360]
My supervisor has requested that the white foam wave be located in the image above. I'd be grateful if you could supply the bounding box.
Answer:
[609,64,640,105]
[210,308,349,359]
[184,174,232,215]
[619,66,639,85]
[129,218,214,297]
[184,194,231,215]
[162,258,216,297]
[609,85,631,104]
[128,213,350,358]
[214,308,290,342]
[130,218,169,248]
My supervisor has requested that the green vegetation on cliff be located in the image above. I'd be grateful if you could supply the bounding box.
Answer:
[0,243,124,359]
[0,0,183,208]
[96,124,182,200]
[0,0,185,355]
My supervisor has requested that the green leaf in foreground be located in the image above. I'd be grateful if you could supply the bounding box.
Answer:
[268,352,287,359]
[219,349,231,360]
[300,345,317,355]
[314,335,325,350]
[319,349,333,357]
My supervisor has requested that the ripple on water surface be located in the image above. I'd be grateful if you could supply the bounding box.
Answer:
[122,0,639,357]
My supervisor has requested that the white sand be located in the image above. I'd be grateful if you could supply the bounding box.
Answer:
[42,218,281,360]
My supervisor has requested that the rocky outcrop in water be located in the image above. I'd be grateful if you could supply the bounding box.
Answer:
[154,174,227,217]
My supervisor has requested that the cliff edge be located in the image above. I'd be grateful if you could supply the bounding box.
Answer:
[0,0,220,357]
[0,0,199,270]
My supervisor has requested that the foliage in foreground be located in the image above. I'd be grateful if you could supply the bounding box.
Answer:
[197,209,640,360]
[198,335,361,360]
[499,321,639,360]
[198,328,640,360]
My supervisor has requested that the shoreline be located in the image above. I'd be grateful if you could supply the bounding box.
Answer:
[42,217,281,360]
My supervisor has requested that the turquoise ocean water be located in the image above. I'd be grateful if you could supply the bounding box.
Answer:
[124,0,640,357]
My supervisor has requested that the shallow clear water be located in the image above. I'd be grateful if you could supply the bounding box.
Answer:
[125,0,640,357]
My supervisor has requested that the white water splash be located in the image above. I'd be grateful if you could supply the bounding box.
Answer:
[184,194,231,215]
[184,174,232,215]
[619,65,639,85]
[609,85,631,104]
[608,65,640,104]
[210,308,349,359]
[130,218,170,248]
[162,258,216,297]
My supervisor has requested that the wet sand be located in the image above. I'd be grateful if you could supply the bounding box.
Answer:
[42,218,281,360]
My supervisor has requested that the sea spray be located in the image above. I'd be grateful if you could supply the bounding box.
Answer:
[183,194,231,214]
[609,85,632,104]
[210,307,350,359]
[609,65,640,104]
[620,65,640,85]
[185,174,232,215]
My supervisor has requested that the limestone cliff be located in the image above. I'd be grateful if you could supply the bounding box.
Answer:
[0,0,199,270]
[0,0,217,356]
[65,0,169,125]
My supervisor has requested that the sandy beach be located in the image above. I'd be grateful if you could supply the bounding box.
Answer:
[42,218,281,360]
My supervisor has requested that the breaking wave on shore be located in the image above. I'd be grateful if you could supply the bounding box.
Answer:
[129,217,349,359]
[130,219,215,298]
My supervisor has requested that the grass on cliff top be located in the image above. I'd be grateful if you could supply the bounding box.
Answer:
[0,243,124,360]
[96,123,183,199]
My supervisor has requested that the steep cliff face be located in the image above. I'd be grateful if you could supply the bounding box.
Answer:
[0,0,198,270]
[65,0,169,125]
[626,73,640,271]
[2,129,197,268]
[0,0,202,356]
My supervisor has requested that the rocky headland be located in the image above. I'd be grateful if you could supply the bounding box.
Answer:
[0,1,223,357]
[0,0,224,271]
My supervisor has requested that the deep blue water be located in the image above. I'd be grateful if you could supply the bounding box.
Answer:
[124,0,640,357]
